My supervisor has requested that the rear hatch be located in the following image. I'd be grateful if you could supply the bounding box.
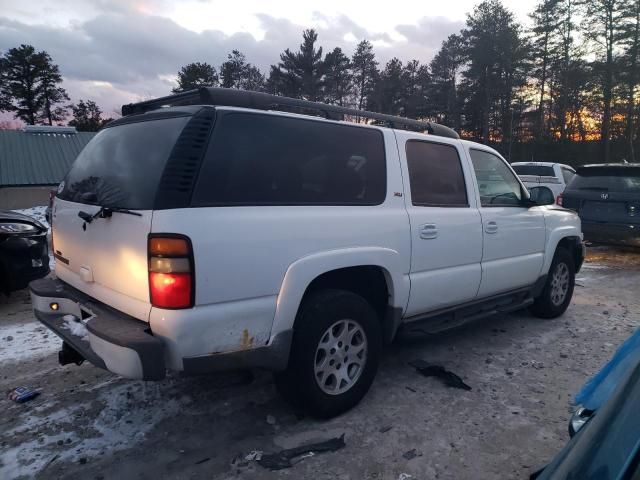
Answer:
[562,166,640,224]
[53,112,196,321]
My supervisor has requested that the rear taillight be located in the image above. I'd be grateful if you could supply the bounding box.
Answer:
[148,235,194,309]
[556,194,563,206]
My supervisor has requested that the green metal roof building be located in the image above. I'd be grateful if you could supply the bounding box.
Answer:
[0,126,95,209]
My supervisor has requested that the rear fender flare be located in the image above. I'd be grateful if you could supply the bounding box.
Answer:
[270,247,408,339]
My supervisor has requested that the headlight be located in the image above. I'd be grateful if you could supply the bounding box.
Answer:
[569,406,594,437]
[0,222,38,234]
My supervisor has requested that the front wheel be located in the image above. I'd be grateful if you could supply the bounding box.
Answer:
[530,247,575,319]
[274,289,382,419]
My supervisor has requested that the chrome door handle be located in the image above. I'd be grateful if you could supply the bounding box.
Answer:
[485,221,498,234]
[420,224,438,239]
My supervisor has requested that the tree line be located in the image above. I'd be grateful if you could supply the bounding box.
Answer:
[0,45,110,131]
[3,0,640,163]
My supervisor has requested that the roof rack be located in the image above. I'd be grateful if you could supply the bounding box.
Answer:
[121,87,460,139]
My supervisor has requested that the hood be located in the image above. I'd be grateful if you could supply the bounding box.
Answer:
[0,209,47,231]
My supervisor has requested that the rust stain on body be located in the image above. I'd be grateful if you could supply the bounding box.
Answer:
[240,329,254,350]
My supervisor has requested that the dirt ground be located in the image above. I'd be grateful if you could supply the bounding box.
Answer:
[1,246,639,480]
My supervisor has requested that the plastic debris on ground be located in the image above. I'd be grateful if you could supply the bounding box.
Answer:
[257,434,346,470]
[244,450,263,461]
[402,449,418,460]
[8,386,40,403]
[576,327,640,411]
[409,360,472,391]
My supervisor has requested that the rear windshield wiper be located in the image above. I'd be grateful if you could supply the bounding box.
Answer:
[577,187,609,191]
[78,206,142,224]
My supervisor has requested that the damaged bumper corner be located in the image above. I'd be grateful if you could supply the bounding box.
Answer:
[29,277,165,380]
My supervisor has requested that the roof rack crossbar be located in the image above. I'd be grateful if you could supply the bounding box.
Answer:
[121,87,460,139]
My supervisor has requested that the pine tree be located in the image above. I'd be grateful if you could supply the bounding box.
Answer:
[619,0,640,161]
[38,56,69,125]
[401,60,430,119]
[351,40,378,111]
[276,29,324,101]
[323,47,352,106]
[530,0,562,139]
[220,50,265,91]
[172,62,218,93]
[0,44,69,125]
[428,34,465,128]
[68,99,105,132]
[369,58,404,115]
[582,0,626,161]
[461,0,529,143]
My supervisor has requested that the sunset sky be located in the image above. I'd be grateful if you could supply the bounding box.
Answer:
[1,0,537,117]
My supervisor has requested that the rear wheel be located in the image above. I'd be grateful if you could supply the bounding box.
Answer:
[274,289,382,418]
[530,247,575,319]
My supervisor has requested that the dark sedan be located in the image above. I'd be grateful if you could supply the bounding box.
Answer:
[0,209,50,294]
[561,163,640,247]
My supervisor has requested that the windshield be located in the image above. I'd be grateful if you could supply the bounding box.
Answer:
[512,165,556,177]
[570,168,640,192]
[57,116,190,209]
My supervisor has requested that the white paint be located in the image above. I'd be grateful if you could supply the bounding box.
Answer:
[53,199,153,321]
[394,131,483,315]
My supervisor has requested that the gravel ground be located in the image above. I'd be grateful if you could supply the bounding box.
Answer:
[0,246,639,480]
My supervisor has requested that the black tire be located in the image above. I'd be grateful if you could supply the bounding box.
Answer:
[274,289,382,419]
[530,247,575,319]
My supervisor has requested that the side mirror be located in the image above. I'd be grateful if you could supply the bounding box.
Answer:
[528,186,555,206]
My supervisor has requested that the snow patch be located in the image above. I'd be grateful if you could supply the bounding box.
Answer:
[62,316,88,341]
[13,206,48,230]
[0,381,185,478]
[0,321,60,364]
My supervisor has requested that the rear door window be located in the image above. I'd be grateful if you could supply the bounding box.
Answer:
[406,140,468,207]
[470,150,523,207]
[192,112,386,206]
[58,116,190,209]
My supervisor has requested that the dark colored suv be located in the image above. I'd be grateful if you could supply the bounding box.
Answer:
[561,164,640,246]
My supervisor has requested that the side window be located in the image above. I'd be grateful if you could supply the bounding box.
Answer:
[470,149,523,207]
[192,112,386,206]
[406,140,468,207]
[562,168,576,184]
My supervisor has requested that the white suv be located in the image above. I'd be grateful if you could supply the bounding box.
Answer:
[511,162,576,203]
[31,88,585,418]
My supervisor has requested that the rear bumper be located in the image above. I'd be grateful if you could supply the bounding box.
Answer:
[30,277,293,379]
[582,221,640,247]
[29,278,166,380]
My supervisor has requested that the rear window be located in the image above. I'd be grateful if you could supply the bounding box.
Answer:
[512,164,556,177]
[58,116,190,209]
[569,168,640,192]
[192,112,386,206]
[406,140,468,207]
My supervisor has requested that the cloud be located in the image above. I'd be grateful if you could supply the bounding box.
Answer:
[0,11,463,116]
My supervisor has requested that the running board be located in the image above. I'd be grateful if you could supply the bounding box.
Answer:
[400,288,534,336]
